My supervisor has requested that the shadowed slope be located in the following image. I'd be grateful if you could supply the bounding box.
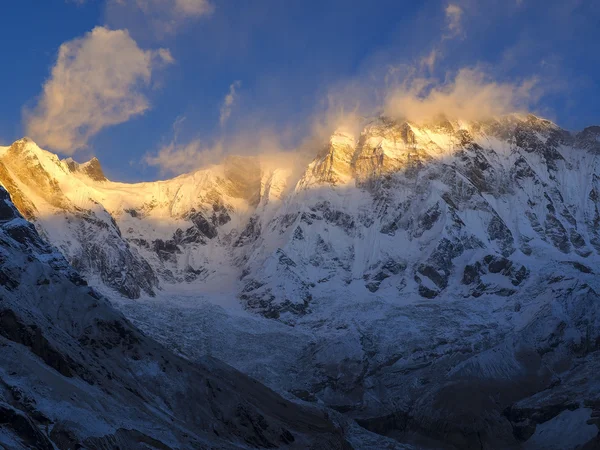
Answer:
[0,186,351,449]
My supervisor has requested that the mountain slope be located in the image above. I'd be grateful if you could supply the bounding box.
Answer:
[1,113,600,448]
[3,114,600,308]
[0,185,352,449]
[235,115,600,316]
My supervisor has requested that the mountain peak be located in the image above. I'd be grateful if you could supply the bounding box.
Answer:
[8,137,42,155]
[304,129,356,186]
[64,155,107,182]
[329,129,356,145]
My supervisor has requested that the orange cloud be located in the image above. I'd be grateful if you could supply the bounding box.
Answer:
[25,27,173,154]
[384,68,540,123]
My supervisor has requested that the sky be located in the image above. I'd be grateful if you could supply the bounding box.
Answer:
[0,0,598,181]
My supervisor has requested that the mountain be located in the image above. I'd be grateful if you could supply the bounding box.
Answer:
[0,185,358,448]
[3,115,600,307]
[1,113,599,449]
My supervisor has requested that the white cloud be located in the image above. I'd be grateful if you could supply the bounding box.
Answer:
[25,27,173,154]
[106,0,213,35]
[444,4,464,39]
[145,138,225,175]
[420,48,440,73]
[144,117,224,175]
[173,0,213,16]
[220,81,241,127]
[157,47,175,64]
[143,117,307,177]
[124,0,213,18]
[384,67,540,123]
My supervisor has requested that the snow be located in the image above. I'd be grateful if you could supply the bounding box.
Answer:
[4,117,595,303]
[0,190,355,449]
[524,408,597,450]
[2,115,600,448]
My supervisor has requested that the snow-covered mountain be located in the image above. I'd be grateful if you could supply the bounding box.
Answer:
[1,113,600,448]
[2,115,600,308]
[0,185,361,448]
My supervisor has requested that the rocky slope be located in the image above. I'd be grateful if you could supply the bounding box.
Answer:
[0,186,353,449]
[3,115,600,308]
[240,114,600,315]
[1,113,600,448]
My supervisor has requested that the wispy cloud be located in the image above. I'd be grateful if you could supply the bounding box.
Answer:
[143,116,310,178]
[105,0,214,36]
[444,3,464,39]
[220,81,241,127]
[417,3,467,75]
[147,0,551,177]
[172,0,213,16]
[145,138,224,175]
[144,117,223,175]
[314,1,546,129]
[420,48,440,73]
[384,67,540,123]
[119,0,214,19]
[24,27,173,154]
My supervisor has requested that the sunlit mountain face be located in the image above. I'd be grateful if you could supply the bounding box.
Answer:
[2,113,600,449]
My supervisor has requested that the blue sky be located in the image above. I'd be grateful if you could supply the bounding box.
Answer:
[0,0,598,181]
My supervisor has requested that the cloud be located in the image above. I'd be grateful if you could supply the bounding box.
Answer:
[384,67,540,123]
[156,48,175,64]
[25,26,173,154]
[444,4,464,39]
[145,138,224,176]
[313,0,546,129]
[143,115,310,178]
[146,64,544,177]
[146,0,550,178]
[121,0,213,18]
[145,67,544,178]
[105,0,213,36]
[420,48,440,73]
[144,117,224,175]
[220,81,241,127]
[172,0,213,16]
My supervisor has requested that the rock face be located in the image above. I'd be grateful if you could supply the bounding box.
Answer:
[0,186,352,449]
[238,114,600,317]
[3,115,599,307]
[65,156,107,181]
[2,114,600,448]
[0,140,158,298]
[0,141,270,299]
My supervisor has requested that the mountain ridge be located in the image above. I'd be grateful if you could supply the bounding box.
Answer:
[1,113,599,306]
[2,113,600,448]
